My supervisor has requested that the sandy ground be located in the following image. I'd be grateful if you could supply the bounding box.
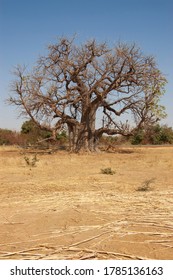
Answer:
[0,145,173,260]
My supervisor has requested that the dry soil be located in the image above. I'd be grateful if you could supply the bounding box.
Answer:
[0,146,173,259]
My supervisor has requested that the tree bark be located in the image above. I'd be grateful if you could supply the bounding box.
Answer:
[69,107,98,152]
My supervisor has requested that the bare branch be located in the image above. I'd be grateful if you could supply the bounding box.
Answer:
[8,37,167,152]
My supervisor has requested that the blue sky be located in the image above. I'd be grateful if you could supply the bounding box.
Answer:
[0,0,172,130]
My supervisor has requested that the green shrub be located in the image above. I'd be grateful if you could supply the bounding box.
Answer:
[56,130,67,142]
[148,125,173,145]
[131,130,144,145]
[21,120,52,144]
[131,124,173,145]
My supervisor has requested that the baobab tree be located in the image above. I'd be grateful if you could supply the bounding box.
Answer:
[9,37,166,152]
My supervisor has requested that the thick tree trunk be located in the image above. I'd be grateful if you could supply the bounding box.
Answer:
[68,107,98,152]
[75,130,97,152]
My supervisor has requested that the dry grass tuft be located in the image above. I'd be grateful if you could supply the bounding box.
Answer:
[136,178,155,192]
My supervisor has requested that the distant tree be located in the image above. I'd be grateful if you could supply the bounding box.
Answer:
[21,119,67,145]
[21,119,52,140]
[21,120,36,135]
[8,37,167,152]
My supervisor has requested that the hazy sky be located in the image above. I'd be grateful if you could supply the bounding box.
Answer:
[0,0,172,131]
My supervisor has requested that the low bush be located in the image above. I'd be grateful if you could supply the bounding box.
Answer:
[24,154,39,167]
[101,167,115,175]
[131,124,173,145]
[0,129,28,146]
[136,178,155,192]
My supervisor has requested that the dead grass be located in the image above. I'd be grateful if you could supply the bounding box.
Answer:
[0,145,173,259]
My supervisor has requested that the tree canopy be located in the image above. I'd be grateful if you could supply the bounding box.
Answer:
[9,37,167,152]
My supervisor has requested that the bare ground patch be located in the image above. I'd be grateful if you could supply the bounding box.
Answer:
[0,146,173,259]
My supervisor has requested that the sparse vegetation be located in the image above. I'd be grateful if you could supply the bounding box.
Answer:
[0,128,27,146]
[1,123,173,151]
[101,167,115,175]
[136,178,155,192]
[0,146,173,260]
[24,154,39,167]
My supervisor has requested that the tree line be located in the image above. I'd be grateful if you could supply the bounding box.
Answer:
[0,121,173,146]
